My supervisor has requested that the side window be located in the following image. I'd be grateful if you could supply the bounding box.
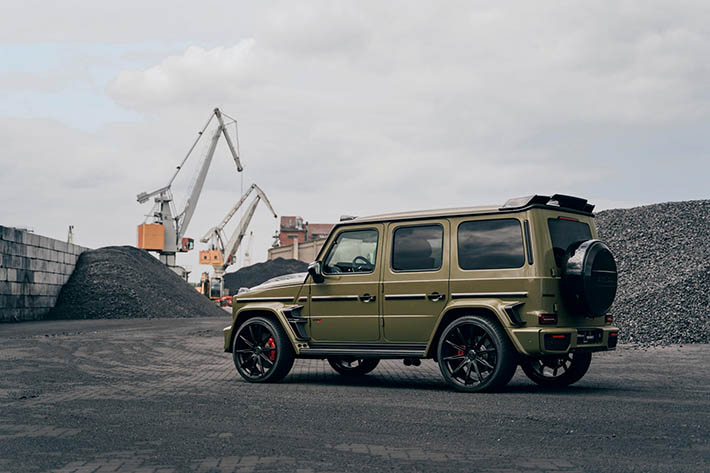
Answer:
[324,229,378,274]
[391,224,443,272]
[458,219,525,270]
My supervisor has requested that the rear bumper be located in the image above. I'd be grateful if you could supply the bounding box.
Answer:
[510,326,619,356]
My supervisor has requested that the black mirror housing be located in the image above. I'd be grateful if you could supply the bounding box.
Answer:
[308,261,325,283]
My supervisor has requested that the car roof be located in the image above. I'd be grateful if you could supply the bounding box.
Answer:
[338,194,595,226]
[348,205,499,224]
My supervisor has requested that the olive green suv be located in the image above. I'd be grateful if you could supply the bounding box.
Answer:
[224,194,619,392]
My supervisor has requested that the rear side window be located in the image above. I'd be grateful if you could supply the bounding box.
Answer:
[392,224,443,271]
[548,218,592,267]
[458,219,525,270]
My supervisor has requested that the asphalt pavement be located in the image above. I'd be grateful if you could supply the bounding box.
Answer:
[1,316,708,473]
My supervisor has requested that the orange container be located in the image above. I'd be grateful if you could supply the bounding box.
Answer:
[137,224,164,250]
[199,250,223,266]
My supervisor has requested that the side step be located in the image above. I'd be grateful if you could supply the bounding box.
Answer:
[299,343,426,359]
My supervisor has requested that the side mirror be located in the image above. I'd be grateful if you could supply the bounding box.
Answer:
[308,261,325,283]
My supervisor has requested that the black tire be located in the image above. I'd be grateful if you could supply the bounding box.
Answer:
[232,316,295,383]
[436,315,517,392]
[520,352,592,387]
[561,240,617,316]
[327,357,380,376]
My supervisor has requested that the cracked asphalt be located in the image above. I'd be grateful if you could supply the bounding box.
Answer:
[1,316,708,473]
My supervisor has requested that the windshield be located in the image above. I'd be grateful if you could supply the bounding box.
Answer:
[548,218,592,266]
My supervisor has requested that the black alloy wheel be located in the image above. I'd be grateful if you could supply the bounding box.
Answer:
[233,317,294,383]
[520,352,592,387]
[437,315,517,392]
[327,357,380,376]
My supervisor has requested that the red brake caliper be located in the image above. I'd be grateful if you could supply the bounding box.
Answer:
[266,337,276,361]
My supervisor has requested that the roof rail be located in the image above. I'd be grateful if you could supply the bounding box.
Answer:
[500,194,595,213]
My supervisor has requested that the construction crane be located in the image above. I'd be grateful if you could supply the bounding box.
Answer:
[199,183,277,297]
[136,108,243,279]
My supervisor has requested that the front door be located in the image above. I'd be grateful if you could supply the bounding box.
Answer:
[382,220,449,342]
[309,224,383,342]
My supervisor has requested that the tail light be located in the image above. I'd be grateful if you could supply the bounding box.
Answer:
[538,313,557,325]
[605,313,613,324]
[608,331,618,348]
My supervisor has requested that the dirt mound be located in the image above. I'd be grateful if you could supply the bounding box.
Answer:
[223,258,308,294]
[596,200,710,345]
[48,246,225,320]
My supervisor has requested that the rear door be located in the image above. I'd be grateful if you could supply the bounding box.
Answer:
[382,219,449,342]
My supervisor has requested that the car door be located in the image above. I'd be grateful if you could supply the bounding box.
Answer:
[309,224,383,342]
[382,219,449,342]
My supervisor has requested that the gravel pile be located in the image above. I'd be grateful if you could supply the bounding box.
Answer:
[596,200,710,345]
[224,258,308,294]
[48,246,226,320]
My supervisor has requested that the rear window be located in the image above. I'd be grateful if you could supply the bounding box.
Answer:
[457,219,525,270]
[548,218,592,266]
[392,224,443,272]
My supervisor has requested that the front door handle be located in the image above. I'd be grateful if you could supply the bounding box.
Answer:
[359,294,376,303]
[427,292,446,302]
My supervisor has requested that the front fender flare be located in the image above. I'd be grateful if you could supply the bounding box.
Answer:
[225,302,302,354]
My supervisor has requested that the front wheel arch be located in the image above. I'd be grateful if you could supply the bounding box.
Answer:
[230,309,298,354]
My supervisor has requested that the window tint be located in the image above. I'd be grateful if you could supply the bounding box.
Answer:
[324,229,378,274]
[392,224,443,271]
[548,218,592,267]
[458,219,525,270]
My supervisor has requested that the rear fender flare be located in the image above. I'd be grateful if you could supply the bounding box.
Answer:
[425,299,525,357]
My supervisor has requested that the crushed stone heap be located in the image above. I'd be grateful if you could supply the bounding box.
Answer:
[48,246,226,320]
[596,200,710,345]
[223,258,308,295]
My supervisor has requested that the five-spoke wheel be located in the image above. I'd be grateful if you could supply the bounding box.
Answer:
[327,357,380,376]
[437,315,516,392]
[233,317,294,383]
[520,352,592,387]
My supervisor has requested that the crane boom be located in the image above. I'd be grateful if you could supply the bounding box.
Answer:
[214,108,243,172]
[176,125,222,242]
[200,184,256,243]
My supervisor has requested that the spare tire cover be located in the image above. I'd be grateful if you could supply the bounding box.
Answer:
[561,240,618,317]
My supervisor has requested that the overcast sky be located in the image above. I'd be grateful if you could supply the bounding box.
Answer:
[1,1,708,280]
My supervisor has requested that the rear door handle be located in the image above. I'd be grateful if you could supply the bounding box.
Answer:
[359,294,376,303]
[427,292,446,302]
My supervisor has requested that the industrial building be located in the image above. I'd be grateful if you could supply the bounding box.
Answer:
[268,216,334,263]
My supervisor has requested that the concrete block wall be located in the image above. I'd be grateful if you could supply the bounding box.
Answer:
[0,225,88,322]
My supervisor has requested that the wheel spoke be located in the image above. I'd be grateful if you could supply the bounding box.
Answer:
[476,357,494,370]
[442,354,465,361]
[235,349,253,354]
[445,339,465,352]
[248,325,256,345]
[258,352,274,366]
[451,359,467,375]
[238,335,254,348]
[553,367,559,377]
[464,361,473,385]
[455,327,466,346]
[472,359,483,382]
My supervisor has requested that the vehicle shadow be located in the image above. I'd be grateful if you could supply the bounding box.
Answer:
[279,370,622,395]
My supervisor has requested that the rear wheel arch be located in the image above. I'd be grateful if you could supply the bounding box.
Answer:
[427,307,508,359]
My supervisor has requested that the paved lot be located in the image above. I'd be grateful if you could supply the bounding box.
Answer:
[1,316,708,473]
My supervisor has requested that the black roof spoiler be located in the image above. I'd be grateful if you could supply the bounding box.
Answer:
[500,194,595,213]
